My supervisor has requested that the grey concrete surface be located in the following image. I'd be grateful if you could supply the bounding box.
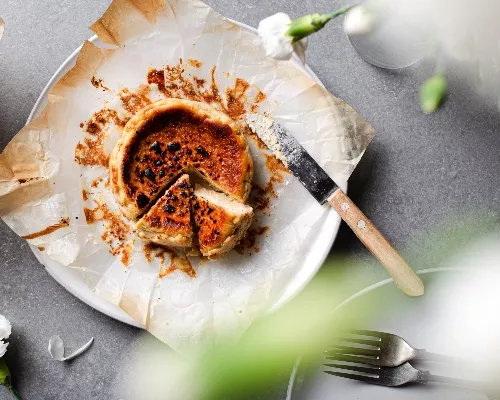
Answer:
[1,0,500,399]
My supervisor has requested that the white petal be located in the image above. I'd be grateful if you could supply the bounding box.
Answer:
[344,6,375,36]
[258,12,295,61]
[63,337,94,361]
[258,13,292,37]
[0,340,8,358]
[48,335,65,361]
[293,38,308,64]
[0,315,12,340]
[48,335,94,361]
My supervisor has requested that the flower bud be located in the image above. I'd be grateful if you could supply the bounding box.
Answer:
[285,13,332,41]
[420,73,447,113]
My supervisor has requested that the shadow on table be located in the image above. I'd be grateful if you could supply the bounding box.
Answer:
[330,143,380,255]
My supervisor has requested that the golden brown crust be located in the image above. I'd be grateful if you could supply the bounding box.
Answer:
[109,98,253,220]
[192,188,253,260]
[136,174,193,247]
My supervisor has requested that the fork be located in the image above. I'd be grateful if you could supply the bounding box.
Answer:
[325,330,459,367]
[323,361,499,398]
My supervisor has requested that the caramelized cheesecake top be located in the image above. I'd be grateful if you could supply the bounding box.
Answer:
[110,98,253,220]
[136,174,193,248]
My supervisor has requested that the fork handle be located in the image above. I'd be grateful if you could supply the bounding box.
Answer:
[414,349,463,364]
[421,372,482,389]
[328,189,424,297]
[420,371,498,398]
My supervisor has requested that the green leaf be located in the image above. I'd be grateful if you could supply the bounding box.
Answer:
[0,359,11,388]
[0,359,21,400]
[419,73,447,113]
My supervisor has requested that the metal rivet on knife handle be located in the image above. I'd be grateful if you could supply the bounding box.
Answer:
[328,188,424,297]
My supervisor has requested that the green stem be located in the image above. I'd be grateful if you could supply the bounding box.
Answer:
[10,387,22,400]
[327,5,355,20]
[434,62,445,76]
[2,384,22,400]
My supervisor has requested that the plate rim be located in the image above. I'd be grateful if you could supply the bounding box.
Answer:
[26,20,347,327]
[285,266,477,400]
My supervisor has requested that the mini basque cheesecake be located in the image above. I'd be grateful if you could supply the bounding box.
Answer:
[192,185,253,259]
[110,98,253,220]
[136,174,193,247]
[110,98,254,258]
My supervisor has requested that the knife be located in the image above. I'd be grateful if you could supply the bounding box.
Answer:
[245,114,424,297]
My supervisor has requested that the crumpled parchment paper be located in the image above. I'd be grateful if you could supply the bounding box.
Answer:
[0,0,375,351]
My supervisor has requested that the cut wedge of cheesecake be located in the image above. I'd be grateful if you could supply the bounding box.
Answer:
[136,174,193,247]
[192,185,253,259]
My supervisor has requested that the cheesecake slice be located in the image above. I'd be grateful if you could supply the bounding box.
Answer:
[192,185,253,259]
[136,174,193,247]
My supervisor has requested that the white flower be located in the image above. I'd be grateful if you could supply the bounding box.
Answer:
[0,342,7,358]
[0,314,11,358]
[0,315,11,341]
[258,13,308,63]
[344,5,375,36]
[0,18,4,42]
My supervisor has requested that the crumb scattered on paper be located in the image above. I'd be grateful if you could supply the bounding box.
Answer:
[235,226,270,254]
[91,76,110,91]
[144,243,197,279]
[83,201,134,264]
[21,218,70,240]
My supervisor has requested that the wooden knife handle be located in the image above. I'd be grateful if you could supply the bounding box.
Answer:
[328,188,424,297]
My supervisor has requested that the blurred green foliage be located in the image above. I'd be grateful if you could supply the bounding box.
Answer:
[196,265,385,400]
[123,213,497,400]
[194,213,496,400]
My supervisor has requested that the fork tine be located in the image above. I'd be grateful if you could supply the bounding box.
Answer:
[324,362,380,374]
[323,370,381,385]
[325,354,380,365]
[350,329,387,338]
[328,345,380,356]
[337,336,382,347]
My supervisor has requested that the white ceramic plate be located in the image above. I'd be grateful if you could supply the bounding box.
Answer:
[287,267,500,400]
[27,21,346,327]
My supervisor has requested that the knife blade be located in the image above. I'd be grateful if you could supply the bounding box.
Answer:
[245,114,337,204]
[245,113,424,297]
